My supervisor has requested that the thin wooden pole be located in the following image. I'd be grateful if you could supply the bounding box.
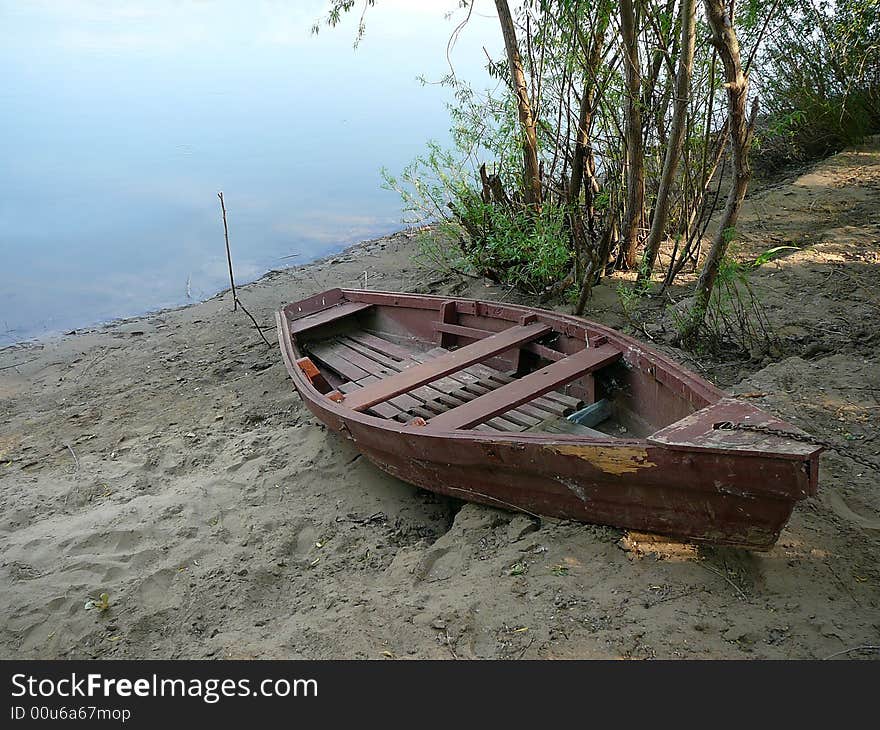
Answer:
[218,191,237,312]
[217,191,272,348]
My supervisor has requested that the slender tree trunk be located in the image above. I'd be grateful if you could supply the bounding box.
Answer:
[569,80,597,207]
[568,20,607,299]
[569,20,608,205]
[495,0,542,209]
[636,0,697,290]
[681,0,757,342]
[575,221,616,316]
[640,0,677,144]
[618,0,644,269]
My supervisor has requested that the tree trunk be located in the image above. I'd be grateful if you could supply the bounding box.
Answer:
[618,0,644,269]
[568,19,608,298]
[640,0,677,144]
[681,0,756,342]
[494,0,542,209]
[575,221,616,316]
[569,19,608,206]
[636,0,697,290]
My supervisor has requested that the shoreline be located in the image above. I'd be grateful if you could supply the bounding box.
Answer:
[1,225,432,355]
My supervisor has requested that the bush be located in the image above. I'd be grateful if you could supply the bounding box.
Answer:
[383,142,571,295]
[754,0,880,172]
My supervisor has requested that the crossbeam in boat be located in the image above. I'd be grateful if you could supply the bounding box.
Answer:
[424,344,622,431]
[339,322,552,412]
[342,332,574,417]
[309,339,528,431]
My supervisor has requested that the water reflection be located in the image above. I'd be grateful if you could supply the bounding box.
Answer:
[0,0,496,344]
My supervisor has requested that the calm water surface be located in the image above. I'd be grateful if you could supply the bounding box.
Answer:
[0,1,496,345]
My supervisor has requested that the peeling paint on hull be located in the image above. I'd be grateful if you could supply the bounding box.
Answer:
[547,444,657,475]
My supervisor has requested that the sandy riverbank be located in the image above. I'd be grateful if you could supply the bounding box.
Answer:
[1,142,878,659]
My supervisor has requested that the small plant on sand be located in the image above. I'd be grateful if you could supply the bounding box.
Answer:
[84,592,111,613]
[411,228,475,283]
[383,144,572,295]
[750,245,800,268]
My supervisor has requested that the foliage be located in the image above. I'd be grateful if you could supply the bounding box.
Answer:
[382,142,571,294]
[754,0,880,171]
[312,0,377,46]
[616,282,642,324]
[691,247,778,356]
[84,592,111,613]
[750,245,799,268]
[322,0,877,341]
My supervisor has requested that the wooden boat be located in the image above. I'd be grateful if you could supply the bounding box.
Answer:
[276,288,821,549]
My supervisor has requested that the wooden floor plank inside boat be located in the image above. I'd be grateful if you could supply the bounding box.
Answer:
[307,338,525,431]
[332,335,534,431]
[309,343,462,416]
[345,332,578,421]
[426,344,620,431]
[339,322,551,413]
[306,330,584,433]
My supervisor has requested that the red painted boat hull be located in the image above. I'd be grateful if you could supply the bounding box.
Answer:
[277,289,820,549]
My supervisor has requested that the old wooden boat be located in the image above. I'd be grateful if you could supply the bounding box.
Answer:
[276,288,821,549]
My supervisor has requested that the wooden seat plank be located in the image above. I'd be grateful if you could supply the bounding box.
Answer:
[424,349,574,416]
[310,343,433,412]
[339,375,423,414]
[341,334,558,427]
[340,334,543,431]
[425,344,622,431]
[469,363,583,409]
[411,350,558,423]
[341,322,551,412]
[314,341,488,422]
[431,321,566,363]
[348,333,574,419]
[462,359,582,412]
[332,338,469,407]
[347,331,579,415]
[288,302,372,335]
[338,336,534,432]
[344,337,539,431]
[401,366,539,430]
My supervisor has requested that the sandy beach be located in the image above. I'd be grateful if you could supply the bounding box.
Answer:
[1,142,878,660]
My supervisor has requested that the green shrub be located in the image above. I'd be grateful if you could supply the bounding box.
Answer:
[754,0,879,172]
[383,142,571,295]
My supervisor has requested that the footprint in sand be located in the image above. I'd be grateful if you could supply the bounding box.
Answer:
[135,568,181,610]
[824,491,880,531]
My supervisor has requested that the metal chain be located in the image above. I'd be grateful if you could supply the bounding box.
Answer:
[714,421,880,473]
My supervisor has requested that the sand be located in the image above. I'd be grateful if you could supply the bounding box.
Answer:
[1,141,878,660]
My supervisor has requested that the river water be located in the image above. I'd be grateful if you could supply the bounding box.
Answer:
[0,0,497,345]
